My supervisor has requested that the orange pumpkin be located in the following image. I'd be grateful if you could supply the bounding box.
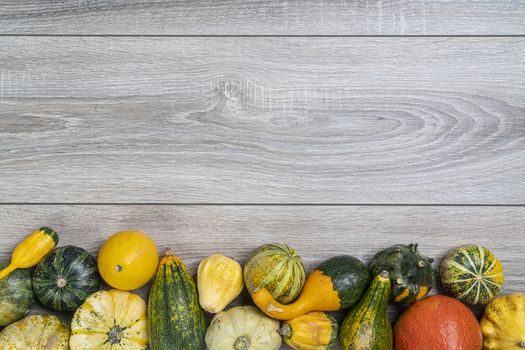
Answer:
[394,295,482,350]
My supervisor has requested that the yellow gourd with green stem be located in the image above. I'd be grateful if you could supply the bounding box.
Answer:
[0,227,58,280]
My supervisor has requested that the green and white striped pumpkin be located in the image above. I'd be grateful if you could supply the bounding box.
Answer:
[441,244,504,305]
[0,267,34,326]
[244,243,306,304]
[33,245,100,312]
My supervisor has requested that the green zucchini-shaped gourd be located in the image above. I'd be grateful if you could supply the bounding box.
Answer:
[148,249,206,349]
[0,267,34,326]
[339,271,393,350]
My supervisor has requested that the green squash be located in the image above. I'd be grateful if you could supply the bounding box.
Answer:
[369,243,435,304]
[148,249,206,349]
[441,244,504,305]
[0,267,34,326]
[339,271,393,350]
[244,243,306,304]
[32,245,100,312]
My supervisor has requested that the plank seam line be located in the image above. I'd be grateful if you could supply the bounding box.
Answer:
[0,203,524,207]
[0,34,525,38]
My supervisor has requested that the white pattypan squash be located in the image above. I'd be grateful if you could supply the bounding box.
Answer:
[206,305,282,350]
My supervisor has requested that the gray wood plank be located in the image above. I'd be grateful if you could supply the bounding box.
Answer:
[2,37,525,204]
[1,0,525,35]
[1,204,523,349]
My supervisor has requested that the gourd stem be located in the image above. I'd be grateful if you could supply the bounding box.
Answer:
[519,341,525,347]
[165,248,173,256]
[277,324,292,338]
[234,336,250,350]
[417,260,426,268]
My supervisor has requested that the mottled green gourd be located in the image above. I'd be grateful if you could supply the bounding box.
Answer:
[0,267,34,326]
[339,271,393,350]
[33,245,100,312]
[148,249,206,350]
[370,243,435,304]
[441,244,504,305]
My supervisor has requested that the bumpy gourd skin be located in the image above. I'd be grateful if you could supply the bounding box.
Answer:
[369,243,435,304]
[481,293,525,349]
[148,251,206,350]
[339,272,392,350]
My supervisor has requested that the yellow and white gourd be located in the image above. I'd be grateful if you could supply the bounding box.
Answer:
[197,255,243,313]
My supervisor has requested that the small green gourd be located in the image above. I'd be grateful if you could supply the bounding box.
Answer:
[339,271,393,350]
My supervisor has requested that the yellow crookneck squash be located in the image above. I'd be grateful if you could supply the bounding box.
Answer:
[252,256,370,320]
[0,227,58,280]
[481,293,525,349]
[70,289,148,350]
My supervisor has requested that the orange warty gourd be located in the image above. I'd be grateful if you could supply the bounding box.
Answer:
[394,295,483,350]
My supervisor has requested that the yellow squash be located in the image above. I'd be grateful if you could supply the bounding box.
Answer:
[97,230,158,290]
[197,255,243,313]
[0,315,70,349]
[481,293,525,349]
[0,227,58,280]
[278,311,338,350]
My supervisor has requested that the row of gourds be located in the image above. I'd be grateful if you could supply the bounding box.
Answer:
[0,227,523,349]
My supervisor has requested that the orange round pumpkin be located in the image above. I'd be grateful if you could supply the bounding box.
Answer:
[394,295,482,350]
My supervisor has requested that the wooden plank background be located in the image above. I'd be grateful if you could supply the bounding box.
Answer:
[1,0,525,35]
[2,37,524,203]
[1,1,524,349]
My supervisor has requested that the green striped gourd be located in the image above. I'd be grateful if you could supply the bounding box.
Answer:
[244,243,305,304]
[0,267,34,326]
[32,245,100,312]
[148,249,206,349]
[441,244,504,305]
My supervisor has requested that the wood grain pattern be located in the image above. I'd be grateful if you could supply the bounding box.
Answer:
[1,0,525,35]
[1,37,525,203]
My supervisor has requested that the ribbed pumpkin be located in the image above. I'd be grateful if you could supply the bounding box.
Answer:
[441,244,504,305]
[33,245,100,312]
[244,243,305,304]
[0,315,70,349]
[370,243,435,304]
[148,249,206,349]
[0,267,34,326]
[480,293,525,349]
[279,311,338,350]
[70,289,148,350]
